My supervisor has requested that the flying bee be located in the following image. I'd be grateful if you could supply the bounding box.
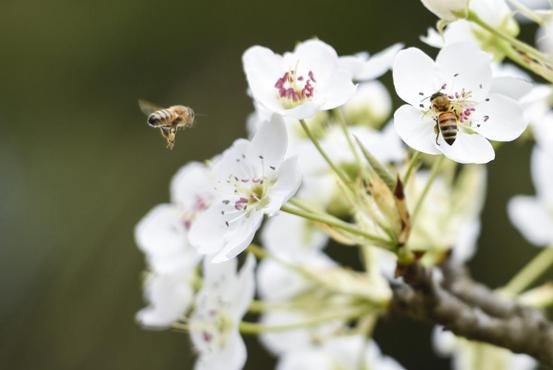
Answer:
[138,99,196,150]
[430,92,458,146]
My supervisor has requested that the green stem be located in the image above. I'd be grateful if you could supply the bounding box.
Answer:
[519,283,553,308]
[503,247,553,295]
[239,308,367,334]
[281,204,393,249]
[411,156,444,226]
[299,119,352,187]
[402,151,421,187]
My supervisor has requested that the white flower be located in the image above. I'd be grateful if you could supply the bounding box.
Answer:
[242,39,356,119]
[342,81,393,127]
[189,255,256,370]
[421,0,517,51]
[189,114,302,263]
[433,327,536,370]
[393,43,527,164]
[277,335,405,370]
[420,0,469,20]
[508,145,553,246]
[134,162,212,328]
[338,43,404,81]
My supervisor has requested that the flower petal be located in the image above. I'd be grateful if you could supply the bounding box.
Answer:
[436,132,495,164]
[531,146,553,202]
[194,330,247,370]
[394,104,441,155]
[293,39,338,86]
[356,43,404,80]
[242,45,284,114]
[248,114,288,173]
[318,67,357,110]
[473,93,527,141]
[393,48,439,107]
[265,157,302,215]
[508,196,553,246]
[490,76,533,100]
[436,43,492,102]
[209,212,264,263]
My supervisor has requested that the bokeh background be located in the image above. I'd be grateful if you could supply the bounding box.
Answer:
[0,0,550,369]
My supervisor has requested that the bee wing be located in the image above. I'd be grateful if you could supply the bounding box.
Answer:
[138,99,164,116]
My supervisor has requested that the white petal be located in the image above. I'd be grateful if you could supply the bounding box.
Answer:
[393,105,441,155]
[276,347,329,370]
[136,272,194,329]
[261,212,328,258]
[436,43,492,102]
[452,220,481,263]
[188,203,230,255]
[293,39,339,86]
[473,93,527,142]
[209,212,264,263]
[356,43,404,80]
[242,45,285,114]
[318,67,357,110]
[490,77,533,100]
[194,330,247,370]
[265,157,302,215]
[393,48,439,107]
[420,27,444,48]
[232,254,257,317]
[508,196,553,246]
[248,114,288,173]
[531,146,553,202]
[436,132,495,164]
[170,162,213,208]
[257,259,311,301]
[338,54,366,78]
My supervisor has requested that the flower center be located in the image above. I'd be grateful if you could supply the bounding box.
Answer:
[198,309,234,351]
[274,65,316,108]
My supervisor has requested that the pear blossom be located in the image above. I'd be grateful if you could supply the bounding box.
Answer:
[338,43,404,81]
[189,255,256,370]
[393,43,527,164]
[433,327,536,370]
[508,145,553,246]
[189,114,301,263]
[134,162,212,328]
[242,39,356,119]
[277,335,405,370]
[135,205,201,328]
[420,0,469,20]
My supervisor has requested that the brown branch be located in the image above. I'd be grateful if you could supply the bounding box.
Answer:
[391,263,553,367]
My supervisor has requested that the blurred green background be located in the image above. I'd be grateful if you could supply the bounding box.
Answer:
[0,0,549,369]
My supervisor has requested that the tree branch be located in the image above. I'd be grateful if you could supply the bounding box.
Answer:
[391,263,553,367]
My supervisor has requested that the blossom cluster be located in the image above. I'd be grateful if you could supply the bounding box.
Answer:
[133,0,553,369]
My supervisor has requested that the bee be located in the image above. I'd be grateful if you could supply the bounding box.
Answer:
[138,99,196,150]
[430,92,458,146]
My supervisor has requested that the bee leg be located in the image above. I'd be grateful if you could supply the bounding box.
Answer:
[434,122,440,146]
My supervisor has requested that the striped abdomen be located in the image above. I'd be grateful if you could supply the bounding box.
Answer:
[438,112,458,146]
[147,109,175,127]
